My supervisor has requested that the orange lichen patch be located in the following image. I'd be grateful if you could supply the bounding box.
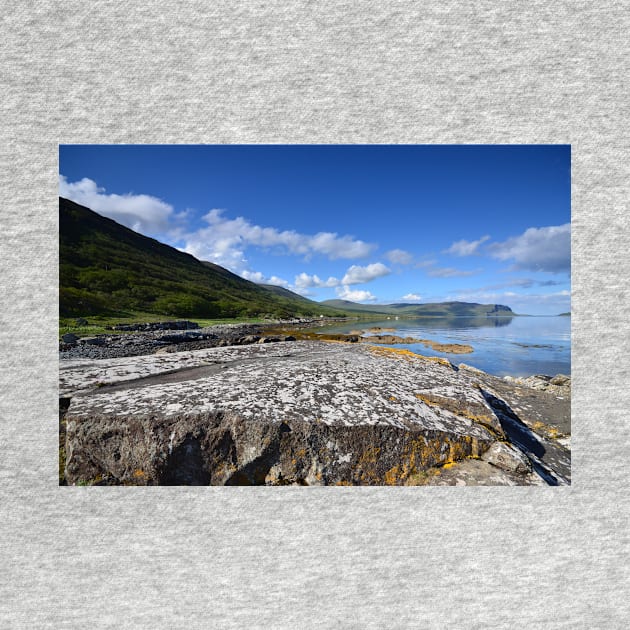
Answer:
[368,346,421,361]
[440,461,457,470]
[414,393,493,424]
[414,393,502,437]
[531,420,564,440]
[335,480,353,486]
[133,469,146,478]
[380,433,485,485]
[389,396,398,402]
[368,345,453,366]
[355,446,382,484]
[384,465,402,485]
[367,345,457,367]
[320,339,353,345]
[424,341,473,354]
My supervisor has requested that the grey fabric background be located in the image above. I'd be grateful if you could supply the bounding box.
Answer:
[1,1,628,627]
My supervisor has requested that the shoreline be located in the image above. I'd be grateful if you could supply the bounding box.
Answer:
[60,327,570,486]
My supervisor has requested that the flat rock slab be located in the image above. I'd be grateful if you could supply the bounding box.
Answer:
[60,341,566,486]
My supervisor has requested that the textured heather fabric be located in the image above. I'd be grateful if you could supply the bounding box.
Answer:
[1,2,628,628]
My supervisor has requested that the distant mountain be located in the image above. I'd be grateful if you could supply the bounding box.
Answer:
[59,197,346,320]
[321,299,515,318]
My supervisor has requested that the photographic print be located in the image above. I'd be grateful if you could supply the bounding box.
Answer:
[59,144,570,486]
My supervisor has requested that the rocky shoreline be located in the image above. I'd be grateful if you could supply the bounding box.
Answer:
[59,319,476,360]
[59,320,303,360]
[59,321,570,486]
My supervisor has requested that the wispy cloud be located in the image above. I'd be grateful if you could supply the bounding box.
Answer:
[444,235,490,256]
[183,208,376,271]
[488,224,570,273]
[402,293,422,301]
[385,249,414,265]
[341,262,391,285]
[60,176,377,273]
[464,278,565,292]
[426,266,480,278]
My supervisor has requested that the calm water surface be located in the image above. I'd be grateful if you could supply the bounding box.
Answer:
[312,316,570,378]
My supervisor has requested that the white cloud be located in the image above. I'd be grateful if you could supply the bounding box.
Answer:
[426,266,480,278]
[61,176,377,273]
[240,270,290,288]
[268,275,291,288]
[335,285,378,302]
[59,175,175,235]
[183,208,375,270]
[385,249,414,265]
[241,270,266,283]
[294,273,340,289]
[341,262,391,285]
[488,224,570,273]
[444,235,490,256]
[402,293,422,301]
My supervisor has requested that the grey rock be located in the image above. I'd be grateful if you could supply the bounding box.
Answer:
[79,336,106,346]
[60,338,569,486]
[481,441,532,474]
[550,374,571,387]
[238,335,261,345]
[62,341,504,485]
[61,333,78,344]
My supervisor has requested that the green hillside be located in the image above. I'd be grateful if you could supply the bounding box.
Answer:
[59,197,346,320]
[257,284,320,303]
[321,299,515,318]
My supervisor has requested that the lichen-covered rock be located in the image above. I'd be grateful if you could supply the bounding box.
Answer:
[481,442,532,474]
[60,341,564,486]
[503,373,571,396]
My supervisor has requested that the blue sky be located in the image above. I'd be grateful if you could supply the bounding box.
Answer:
[59,145,570,315]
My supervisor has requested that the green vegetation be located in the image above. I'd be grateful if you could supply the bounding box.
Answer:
[60,197,347,321]
[321,299,515,318]
[59,312,271,338]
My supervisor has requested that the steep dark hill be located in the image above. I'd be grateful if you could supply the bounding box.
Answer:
[60,197,346,319]
[257,284,317,303]
[321,299,515,318]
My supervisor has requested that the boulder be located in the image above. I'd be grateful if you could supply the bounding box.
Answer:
[61,333,78,344]
[237,335,261,345]
[79,336,106,346]
[550,374,571,387]
[481,442,531,474]
[60,341,568,486]
[62,341,505,486]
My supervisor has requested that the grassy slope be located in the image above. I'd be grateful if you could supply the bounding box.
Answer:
[60,197,346,320]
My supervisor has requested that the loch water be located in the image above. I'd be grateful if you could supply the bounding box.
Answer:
[313,316,571,378]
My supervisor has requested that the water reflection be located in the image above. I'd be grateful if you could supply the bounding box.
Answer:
[310,316,570,378]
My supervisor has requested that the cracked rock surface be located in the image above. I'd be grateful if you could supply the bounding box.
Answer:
[60,340,570,486]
